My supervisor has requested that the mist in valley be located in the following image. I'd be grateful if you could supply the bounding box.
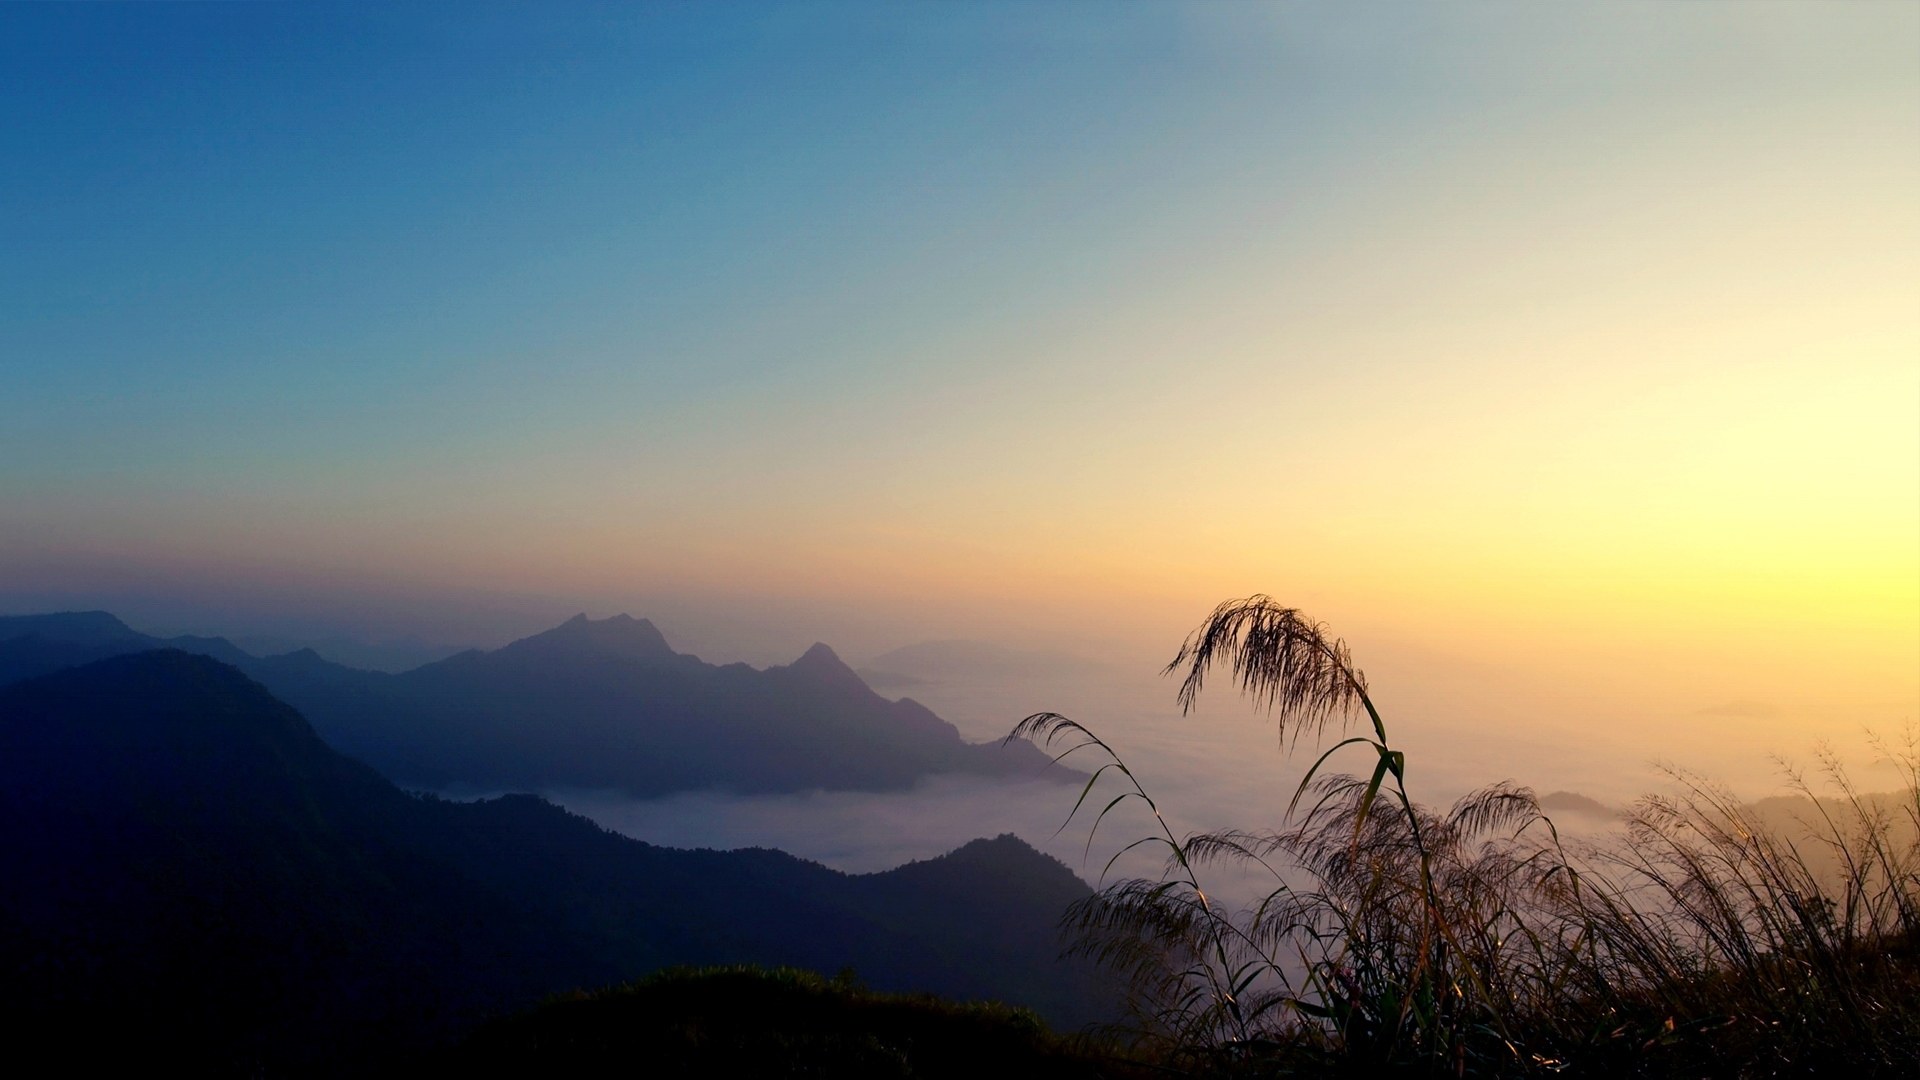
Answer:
[481,624,1910,905]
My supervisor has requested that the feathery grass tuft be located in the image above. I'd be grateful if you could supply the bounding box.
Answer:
[1017,597,1920,1077]
[1165,595,1372,745]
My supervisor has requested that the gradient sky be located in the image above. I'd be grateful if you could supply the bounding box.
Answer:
[4,3,1916,777]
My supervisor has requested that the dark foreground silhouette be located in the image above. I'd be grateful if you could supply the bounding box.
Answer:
[0,651,1113,1074]
[443,966,1149,1079]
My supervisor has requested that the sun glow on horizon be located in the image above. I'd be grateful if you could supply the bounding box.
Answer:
[3,3,1914,767]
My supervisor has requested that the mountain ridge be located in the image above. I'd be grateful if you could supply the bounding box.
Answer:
[0,610,1075,797]
[0,650,1113,1073]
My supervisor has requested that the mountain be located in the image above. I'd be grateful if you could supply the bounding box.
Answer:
[0,609,256,684]
[1538,790,1618,819]
[0,651,1113,1073]
[0,611,1075,797]
[495,611,679,663]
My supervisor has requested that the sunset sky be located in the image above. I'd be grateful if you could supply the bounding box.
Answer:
[5,3,1915,781]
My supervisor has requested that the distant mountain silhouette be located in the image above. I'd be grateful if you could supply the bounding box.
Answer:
[0,609,255,684]
[0,651,1112,1074]
[1538,790,1618,819]
[497,611,679,662]
[0,611,1075,797]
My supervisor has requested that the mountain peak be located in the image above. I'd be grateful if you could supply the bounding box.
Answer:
[500,613,675,663]
[797,641,841,665]
[876,833,1088,897]
[790,641,852,673]
[270,646,330,666]
[780,641,872,693]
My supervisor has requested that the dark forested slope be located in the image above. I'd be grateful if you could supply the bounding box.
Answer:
[0,651,1110,1074]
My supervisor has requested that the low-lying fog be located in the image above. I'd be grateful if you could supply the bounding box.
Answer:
[457,638,1911,904]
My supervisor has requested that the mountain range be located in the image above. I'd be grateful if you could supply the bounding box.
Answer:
[0,610,1072,797]
[0,650,1113,1073]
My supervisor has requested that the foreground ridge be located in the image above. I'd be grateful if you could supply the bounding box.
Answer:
[0,651,1115,1074]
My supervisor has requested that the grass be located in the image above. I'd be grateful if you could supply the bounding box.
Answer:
[1011,596,1920,1077]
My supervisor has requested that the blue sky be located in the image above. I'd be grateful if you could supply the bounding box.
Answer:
[3,0,1914,759]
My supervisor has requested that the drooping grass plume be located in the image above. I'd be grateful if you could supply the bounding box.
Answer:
[1165,596,1373,745]
[1018,597,1920,1077]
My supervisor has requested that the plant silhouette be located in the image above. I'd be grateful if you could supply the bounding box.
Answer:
[1010,596,1920,1076]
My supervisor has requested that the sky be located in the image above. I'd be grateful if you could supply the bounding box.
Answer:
[4,3,1916,810]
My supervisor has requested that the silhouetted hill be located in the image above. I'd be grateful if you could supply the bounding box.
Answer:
[1538,790,1618,819]
[0,612,1073,797]
[444,966,1147,1078]
[0,609,253,684]
[0,609,143,643]
[495,611,679,663]
[0,652,1113,1074]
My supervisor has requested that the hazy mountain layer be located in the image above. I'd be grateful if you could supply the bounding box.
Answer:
[0,651,1112,1073]
[0,610,1073,797]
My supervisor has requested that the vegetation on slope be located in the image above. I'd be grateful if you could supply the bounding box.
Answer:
[1013,596,1920,1077]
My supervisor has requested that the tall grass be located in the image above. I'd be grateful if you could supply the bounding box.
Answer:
[1011,597,1920,1077]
